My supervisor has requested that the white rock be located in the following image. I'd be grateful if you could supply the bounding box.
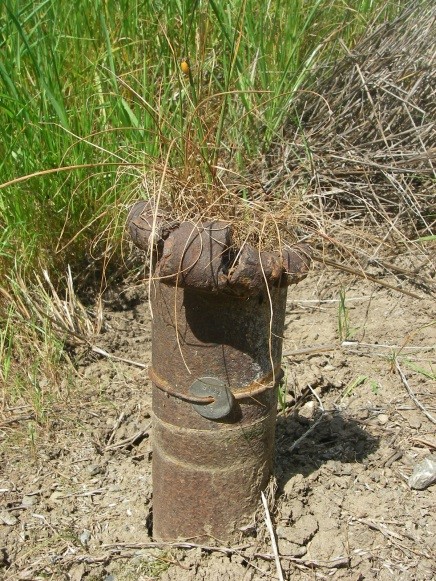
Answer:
[408,456,436,490]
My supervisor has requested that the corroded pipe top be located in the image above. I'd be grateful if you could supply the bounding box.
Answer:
[127,200,311,296]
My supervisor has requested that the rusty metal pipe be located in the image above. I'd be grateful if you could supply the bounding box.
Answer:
[127,200,310,541]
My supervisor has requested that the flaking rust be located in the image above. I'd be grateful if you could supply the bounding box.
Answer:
[127,200,311,541]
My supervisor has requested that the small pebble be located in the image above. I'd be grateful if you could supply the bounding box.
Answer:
[408,456,436,490]
[299,401,318,420]
[378,414,389,425]
[407,414,422,429]
[22,495,37,508]
[357,408,369,420]
[0,510,18,526]
[87,464,103,476]
[80,529,91,546]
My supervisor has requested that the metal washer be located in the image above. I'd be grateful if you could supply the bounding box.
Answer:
[189,377,234,420]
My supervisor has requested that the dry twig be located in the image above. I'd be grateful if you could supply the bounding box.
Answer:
[396,360,436,424]
[261,491,284,581]
[91,345,147,368]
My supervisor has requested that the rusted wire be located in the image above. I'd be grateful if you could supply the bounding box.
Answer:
[149,366,284,403]
[149,367,214,404]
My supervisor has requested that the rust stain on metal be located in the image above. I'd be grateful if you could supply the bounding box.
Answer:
[158,220,231,291]
[127,200,311,541]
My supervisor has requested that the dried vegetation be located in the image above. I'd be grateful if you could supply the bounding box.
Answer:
[256,2,435,285]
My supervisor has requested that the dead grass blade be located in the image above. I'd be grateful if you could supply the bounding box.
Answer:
[395,360,436,425]
[261,491,284,581]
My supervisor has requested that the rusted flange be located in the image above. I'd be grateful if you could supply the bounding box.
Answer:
[127,199,311,542]
[128,200,311,296]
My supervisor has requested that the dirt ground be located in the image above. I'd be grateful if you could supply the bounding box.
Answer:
[1,258,435,581]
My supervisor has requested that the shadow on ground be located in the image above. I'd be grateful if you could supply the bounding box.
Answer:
[275,409,379,491]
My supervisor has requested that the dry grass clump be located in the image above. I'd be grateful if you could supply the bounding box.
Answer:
[0,268,100,416]
[261,1,435,262]
[140,167,303,252]
[2,268,98,347]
